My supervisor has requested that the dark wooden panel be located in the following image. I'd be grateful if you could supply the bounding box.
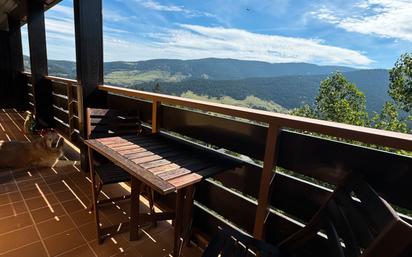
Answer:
[51,81,67,95]
[277,130,412,211]
[27,83,33,91]
[53,106,69,124]
[195,179,257,233]
[212,164,262,198]
[265,212,328,257]
[72,116,80,130]
[162,106,267,160]
[28,93,34,103]
[52,94,69,111]
[107,93,152,123]
[271,173,331,222]
[28,0,54,127]
[212,163,331,225]
[54,118,70,136]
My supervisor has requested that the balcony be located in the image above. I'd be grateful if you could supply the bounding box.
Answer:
[0,108,202,256]
[1,1,412,257]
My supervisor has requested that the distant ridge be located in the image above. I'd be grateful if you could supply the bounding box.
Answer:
[103,58,358,80]
[24,55,357,80]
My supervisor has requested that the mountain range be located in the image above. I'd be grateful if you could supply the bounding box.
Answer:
[24,56,391,113]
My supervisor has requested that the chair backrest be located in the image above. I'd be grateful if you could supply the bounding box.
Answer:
[279,176,412,257]
[202,226,279,257]
[86,108,141,139]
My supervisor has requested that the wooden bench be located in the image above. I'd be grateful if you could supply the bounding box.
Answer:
[85,132,243,256]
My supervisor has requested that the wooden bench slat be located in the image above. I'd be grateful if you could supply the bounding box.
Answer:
[168,173,202,189]
[85,139,176,194]
[159,160,213,181]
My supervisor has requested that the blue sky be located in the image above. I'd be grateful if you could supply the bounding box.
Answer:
[21,0,412,68]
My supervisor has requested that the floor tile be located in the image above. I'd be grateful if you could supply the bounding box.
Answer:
[54,190,78,202]
[25,194,58,211]
[12,169,42,182]
[16,178,46,191]
[20,186,52,200]
[0,242,48,257]
[78,216,111,242]
[0,192,22,205]
[56,244,96,257]
[69,209,94,227]
[78,222,98,242]
[0,183,18,194]
[0,201,27,218]
[113,246,143,257]
[47,181,70,194]
[37,215,75,238]
[43,229,86,256]
[0,173,14,184]
[60,198,89,213]
[89,235,130,257]
[0,226,39,253]
[0,212,32,235]
[30,204,66,223]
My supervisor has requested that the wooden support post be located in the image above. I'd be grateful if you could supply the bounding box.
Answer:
[27,0,53,127]
[0,17,26,109]
[253,124,279,240]
[152,99,161,133]
[0,30,12,106]
[74,0,106,172]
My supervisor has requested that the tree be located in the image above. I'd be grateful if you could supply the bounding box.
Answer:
[293,72,369,126]
[153,83,162,93]
[372,102,407,133]
[292,104,317,119]
[389,53,412,113]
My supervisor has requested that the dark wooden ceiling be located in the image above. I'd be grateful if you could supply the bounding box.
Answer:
[0,0,62,30]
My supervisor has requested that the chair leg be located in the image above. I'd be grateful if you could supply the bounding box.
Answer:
[89,181,103,212]
[149,188,157,227]
[88,148,102,244]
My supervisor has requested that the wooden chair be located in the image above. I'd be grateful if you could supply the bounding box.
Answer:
[202,176,412,257]
[202,226,280,257]
[278,175,412,257]
[86,108,156,242]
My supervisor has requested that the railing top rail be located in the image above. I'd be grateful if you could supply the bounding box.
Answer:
[45,75,77,84]
[98,84,412,152]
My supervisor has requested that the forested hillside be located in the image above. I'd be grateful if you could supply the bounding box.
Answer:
[24,56,390,113]
[132,69,390,113]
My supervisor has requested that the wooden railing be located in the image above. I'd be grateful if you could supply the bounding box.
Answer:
[23,74,412,256]
[24,73,80,145]
[98,84,412,253]
[46,75,80,144]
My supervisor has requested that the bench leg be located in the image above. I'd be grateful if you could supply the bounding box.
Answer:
[183,185,195,247]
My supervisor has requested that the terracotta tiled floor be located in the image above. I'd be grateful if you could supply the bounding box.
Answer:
[0,109,203,257]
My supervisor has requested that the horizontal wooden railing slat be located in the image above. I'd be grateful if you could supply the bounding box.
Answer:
[99,84,412,152]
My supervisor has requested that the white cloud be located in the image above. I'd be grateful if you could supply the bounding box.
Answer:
[146,24,373,66]
[138,0,185,12]
[135,0,215,18]
[312,0,412,41]
[27,5,373,66]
